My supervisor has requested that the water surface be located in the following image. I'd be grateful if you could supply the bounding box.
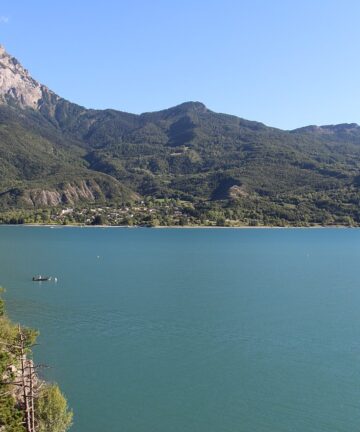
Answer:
[1,227,360,432]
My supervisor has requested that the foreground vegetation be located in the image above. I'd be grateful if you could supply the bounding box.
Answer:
[0,289,73,432]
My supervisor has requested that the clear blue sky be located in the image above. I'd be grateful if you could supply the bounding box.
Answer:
[1,0,360,129]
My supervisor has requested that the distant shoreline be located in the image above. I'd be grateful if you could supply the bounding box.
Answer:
[0,223,354,229]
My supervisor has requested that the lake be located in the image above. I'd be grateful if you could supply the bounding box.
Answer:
[1,226,360,432]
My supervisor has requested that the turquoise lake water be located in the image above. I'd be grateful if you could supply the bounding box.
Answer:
[1,226,360,432]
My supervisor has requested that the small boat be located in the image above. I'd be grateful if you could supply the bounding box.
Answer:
[32,275,52,282]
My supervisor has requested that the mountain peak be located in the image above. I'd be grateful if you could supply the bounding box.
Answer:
[0,44,45,109]
[174,101,208,112]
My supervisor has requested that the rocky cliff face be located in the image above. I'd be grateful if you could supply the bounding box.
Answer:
[0,45,58,109]
[21,180,101,207]
[0,177,138,208]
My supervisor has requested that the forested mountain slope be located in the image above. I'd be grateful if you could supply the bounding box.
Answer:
[1,44,360,225]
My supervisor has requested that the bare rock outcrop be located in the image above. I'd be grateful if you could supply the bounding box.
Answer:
[22,189,62,207]
[229,185,249,199]
[62,181,99,203]
[0,45,58,109]
[20,180,103,207]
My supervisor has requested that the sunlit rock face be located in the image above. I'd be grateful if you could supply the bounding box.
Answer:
[0,44,54,109]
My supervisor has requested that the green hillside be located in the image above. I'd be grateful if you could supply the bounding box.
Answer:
[1,59,360,225]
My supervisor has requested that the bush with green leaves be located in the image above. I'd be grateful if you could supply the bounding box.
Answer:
[35,384,73,432]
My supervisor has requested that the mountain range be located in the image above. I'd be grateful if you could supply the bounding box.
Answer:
[1,44,360,225]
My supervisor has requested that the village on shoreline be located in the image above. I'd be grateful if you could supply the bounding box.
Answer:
[0,197,358,229]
